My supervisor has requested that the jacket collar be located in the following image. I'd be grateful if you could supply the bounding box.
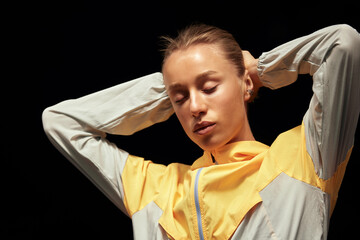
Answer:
[191,141,269,170]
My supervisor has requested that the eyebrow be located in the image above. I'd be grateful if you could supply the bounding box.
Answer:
[168,70,218,92]
[195,70,218,82]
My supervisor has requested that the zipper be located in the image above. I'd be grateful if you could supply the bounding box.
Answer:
[211,153,218,165]
[194,168,204,240]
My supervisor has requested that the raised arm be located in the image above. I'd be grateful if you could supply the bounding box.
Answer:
[42,72,173,214]
[256,24,360,179]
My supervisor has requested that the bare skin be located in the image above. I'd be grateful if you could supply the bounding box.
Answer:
[162,44,260,152]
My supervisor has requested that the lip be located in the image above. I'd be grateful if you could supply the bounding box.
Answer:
[193,121,216,135]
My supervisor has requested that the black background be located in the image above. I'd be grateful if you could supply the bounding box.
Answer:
[8,0,359,239]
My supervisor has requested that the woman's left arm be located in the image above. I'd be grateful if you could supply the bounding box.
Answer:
[257,24,360,180]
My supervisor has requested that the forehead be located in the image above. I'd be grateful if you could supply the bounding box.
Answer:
[162,44,234,87]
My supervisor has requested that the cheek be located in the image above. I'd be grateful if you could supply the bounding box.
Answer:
[214,84,244,114]
[213,84,246,131]
[173,107,192,133]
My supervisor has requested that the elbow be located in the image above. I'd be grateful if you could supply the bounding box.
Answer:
[42,105,74,145]
[42,107,58,137]
[334,24,360,58]
[42,106,67,140]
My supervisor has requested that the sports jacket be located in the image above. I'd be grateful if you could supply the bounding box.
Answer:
[43,25,360,239]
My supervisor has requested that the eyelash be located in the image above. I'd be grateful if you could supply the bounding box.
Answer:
[174,85,218,104]
[202,85,217,94]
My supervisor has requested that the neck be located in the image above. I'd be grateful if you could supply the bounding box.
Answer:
[228,118,255,144]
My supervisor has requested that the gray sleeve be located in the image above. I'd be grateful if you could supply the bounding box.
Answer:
[258,24,360,179]
[42,72,174,214]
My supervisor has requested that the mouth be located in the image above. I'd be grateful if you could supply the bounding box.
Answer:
[193,121,216,135]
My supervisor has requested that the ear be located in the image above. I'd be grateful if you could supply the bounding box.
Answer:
[243,70,254,102]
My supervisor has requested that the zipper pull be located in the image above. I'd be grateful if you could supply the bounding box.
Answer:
[211,154,218,165]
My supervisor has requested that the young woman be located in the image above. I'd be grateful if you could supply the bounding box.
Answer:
[43,24,360,239]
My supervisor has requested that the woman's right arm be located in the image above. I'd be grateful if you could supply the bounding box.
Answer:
[42,72,173,215]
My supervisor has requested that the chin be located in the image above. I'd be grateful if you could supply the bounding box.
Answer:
[195,136,228,152]
[187,127,235,152]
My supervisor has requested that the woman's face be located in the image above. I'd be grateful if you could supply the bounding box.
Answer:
[162,44,254,151]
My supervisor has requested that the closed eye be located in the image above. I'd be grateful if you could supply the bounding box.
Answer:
[174,94,188,105]
[175,97,186,104]
[202,85,218,94]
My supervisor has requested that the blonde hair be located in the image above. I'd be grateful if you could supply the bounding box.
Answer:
[160,24,245,77]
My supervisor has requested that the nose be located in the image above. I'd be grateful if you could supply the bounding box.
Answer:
[190,91,207,118]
